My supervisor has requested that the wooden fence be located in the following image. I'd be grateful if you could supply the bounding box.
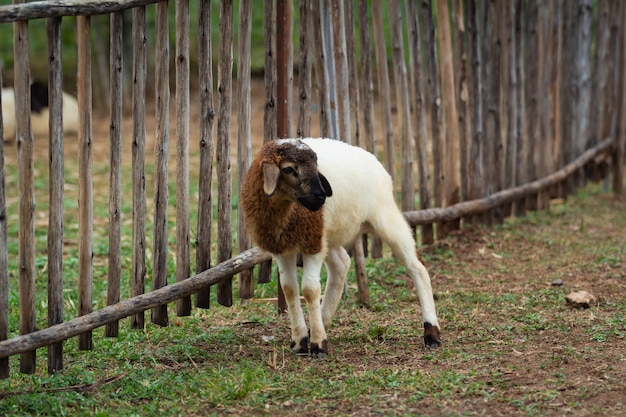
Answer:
[0,0,625,378]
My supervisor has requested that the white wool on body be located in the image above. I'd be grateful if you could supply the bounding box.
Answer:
[301,138,396,249]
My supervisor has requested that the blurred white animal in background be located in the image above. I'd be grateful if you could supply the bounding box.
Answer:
[1,80,79,141]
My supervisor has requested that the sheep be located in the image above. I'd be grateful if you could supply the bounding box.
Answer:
[1,81,79,141]
[241,137,441,358]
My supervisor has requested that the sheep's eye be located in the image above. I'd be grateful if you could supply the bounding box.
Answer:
[281,167,296,175]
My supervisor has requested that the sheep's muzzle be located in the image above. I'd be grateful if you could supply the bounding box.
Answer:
[297,175,329,211]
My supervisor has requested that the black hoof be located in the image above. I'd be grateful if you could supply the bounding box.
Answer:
[290,336,309,355]
[310,340,328,359]
[424,322,442,348]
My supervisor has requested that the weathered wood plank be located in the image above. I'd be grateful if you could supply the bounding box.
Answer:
[502,0,517,218]
[106,11,123,338]
[237,0,254,300]
[372,0,395,179]
[513,0,526,215]
[468,0,483,209]
[296,0,312,138]
[131,7,147,330]
[257,0,276,286]
[331,0,349,145]
[435,0,461,232]
[46,14,64,374]
[614,0,626,196]
[77,15,94,349]
[263,0,277,144]
[175,0,191,316]
[151,1,170,326]
[195,0,215,308]
[0,63,9,380]
[453,0,470,210]
[356,0,383,257]
[276,0,293,140]
[217,0,234,307]
[535,1,551,209]
[483,0,502,225]
[344,0,359,147]
[0,248,272,359]
[0,0,162,23]
[275,0,293,314]
[389,0,413,213]
[421,1,444,238]
[526,0,540,211]
[14,10,37,374]
[406,0,433,245]
[356,0,375,155]
[310,0,332,138]
[343,0,367,299]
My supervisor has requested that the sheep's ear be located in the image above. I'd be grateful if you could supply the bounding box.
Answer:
[262,163,281,195]
[319,172,333,197]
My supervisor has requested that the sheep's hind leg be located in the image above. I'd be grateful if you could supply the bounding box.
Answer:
[321,247,351,329]
[373,213,442,348]
[302,253,328,358]
[274,254,309,354]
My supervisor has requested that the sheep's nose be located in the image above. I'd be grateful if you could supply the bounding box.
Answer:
[316,192,326,202]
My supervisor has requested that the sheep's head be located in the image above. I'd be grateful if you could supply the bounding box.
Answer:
[261,139,333,211]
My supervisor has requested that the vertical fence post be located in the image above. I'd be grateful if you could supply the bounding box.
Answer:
[454,0,470,212]
[106,11,123,338]
[175,0,192,316]
[435,0,462,231]
[237,0,254,301]
[372,1,395,180]
[331,0,349,145]
[526,0,540,212]
[310,0,331,137]
[482,0,502,225]
[406,0,433,245]
[422,1,446,238]
[275,0,292,313]
[14,3,37,373]
[263,0,277,143]
[513,0,526,216]
[297,0,312,138]
[256,0,276,286]
[344,0,368,304]
[588,0,609,188]
[0,66,8,380]
[217,0,234,307]
[356,0,375,155]
[77,14,94,349]
[196,0,215,308]
[131,7,147,330]
[390,0,414,213]
[152,1,170,326]
[615,0,626,196]
[47,14,64,373]
[502,1,517,218]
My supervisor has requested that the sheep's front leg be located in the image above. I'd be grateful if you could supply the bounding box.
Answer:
[274,254,309,354]
[301,253,327,358]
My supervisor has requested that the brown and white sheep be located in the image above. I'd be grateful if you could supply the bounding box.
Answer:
[241,138,441,357]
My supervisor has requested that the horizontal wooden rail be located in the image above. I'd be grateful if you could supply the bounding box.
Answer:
[0,248,271,359]
[0,0,162,23]
[404,136,615,226]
